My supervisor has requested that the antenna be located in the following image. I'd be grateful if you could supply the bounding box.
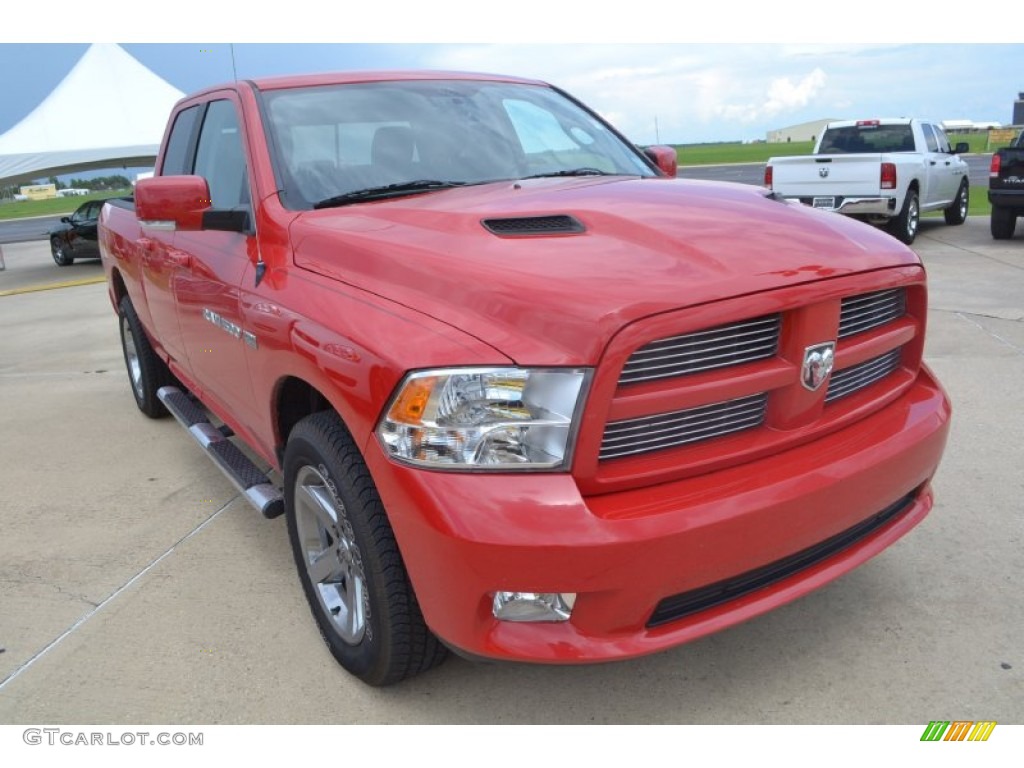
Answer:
[230,44,238,82]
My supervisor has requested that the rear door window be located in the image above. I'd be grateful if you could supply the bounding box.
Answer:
[921,124,940,153]
[161,105,200,176]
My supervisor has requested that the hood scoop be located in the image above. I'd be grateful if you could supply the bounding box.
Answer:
[481,214,586,237]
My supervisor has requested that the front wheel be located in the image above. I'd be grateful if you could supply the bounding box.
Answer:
[887,189,920,245]
[51,238,73,266]
[991,205,1017,240]
[284,411,447,686]
[943,181,969,225]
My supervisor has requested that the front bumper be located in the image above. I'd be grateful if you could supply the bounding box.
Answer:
[364,364,950,664]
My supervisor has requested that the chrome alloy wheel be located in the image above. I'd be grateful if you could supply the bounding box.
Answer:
[906,195,920,240]
[121,315,144,400]
[294,464,367,644]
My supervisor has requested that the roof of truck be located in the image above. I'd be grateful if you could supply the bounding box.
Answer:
[185,70,548,100]
[824,118,920,128]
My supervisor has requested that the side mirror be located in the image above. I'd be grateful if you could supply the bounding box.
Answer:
[954,142,970,154]
[60,216,71,224]
[643,145,678,177]
[135,175,211,231]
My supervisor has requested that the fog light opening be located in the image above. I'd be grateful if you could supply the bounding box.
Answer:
[492,592,576,622]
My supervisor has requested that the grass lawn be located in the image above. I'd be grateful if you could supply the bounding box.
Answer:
[673,141,815,164]
[0,190,131,221]
[923,186,991,217]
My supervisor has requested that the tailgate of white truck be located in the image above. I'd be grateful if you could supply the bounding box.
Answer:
[772,154,885,207]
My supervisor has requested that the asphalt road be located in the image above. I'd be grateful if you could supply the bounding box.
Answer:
[0,214,61,245]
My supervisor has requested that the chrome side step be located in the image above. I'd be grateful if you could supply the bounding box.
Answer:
[157,386,284,519]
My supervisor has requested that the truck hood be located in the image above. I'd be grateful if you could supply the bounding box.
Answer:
[289,176,919,365]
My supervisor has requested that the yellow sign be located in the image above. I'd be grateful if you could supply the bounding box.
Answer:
[19,184,57,200]
[988,129,1018,149]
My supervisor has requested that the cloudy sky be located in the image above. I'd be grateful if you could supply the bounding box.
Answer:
[2,5,1021,147]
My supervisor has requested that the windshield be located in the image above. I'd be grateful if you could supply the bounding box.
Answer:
[817,124,915,154]
[262,79,656,208]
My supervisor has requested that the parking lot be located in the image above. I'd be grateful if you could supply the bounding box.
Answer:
[0,218,1021,724]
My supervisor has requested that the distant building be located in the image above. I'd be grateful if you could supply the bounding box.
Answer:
[1014,93,1024,126]
[941,119,1002,133]
[767,119,838,144]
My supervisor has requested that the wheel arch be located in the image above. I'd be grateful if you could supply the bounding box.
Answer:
[272,375,345,466]
[892,179,919,218]
[109,267,128,308]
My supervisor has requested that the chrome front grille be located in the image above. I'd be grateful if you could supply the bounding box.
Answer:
[839,288,906,339]
[599,286,912,466]
[619,315,780,386]
[825,349,902,403]
[599,394,767,461]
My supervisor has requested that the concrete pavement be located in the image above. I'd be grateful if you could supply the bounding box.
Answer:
[0,217,1020,724]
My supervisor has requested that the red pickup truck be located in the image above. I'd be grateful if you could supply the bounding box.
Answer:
[99,71,951,686]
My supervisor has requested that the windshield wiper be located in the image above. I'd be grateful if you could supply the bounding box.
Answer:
[313,180,467,209]
[520,168,615,180]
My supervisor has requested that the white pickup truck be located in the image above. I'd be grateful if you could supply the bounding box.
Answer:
[765,119,971,244]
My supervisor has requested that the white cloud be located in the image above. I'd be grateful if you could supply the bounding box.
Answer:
[765,68,827,115]
[712,68,828,123]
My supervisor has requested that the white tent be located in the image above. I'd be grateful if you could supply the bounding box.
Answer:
[0,44,185,185]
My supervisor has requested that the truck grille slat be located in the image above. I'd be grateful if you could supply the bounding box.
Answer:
[825,349,902,403]
[838,288,905,338]
[600,394,767,460]
[628,334,778,364]
[620,344,780,379]
[601,398,767,441]
[600,414,767,458]
[619,316,780,385]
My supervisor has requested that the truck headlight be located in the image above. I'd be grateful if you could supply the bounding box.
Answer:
[377,367,590,470]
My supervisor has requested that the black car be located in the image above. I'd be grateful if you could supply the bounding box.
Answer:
[49,198,106,266]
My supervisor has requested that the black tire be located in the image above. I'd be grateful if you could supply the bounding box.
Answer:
[284,411,447,686]
[118,296,173,418]
[51,237,73,266]
[887,188,920,244]
[990,205,1017,240]
[943,181,969,225]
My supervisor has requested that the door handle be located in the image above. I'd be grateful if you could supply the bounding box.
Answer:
[290,325,321,363]
[166,251,192,268]
[137,237,155,262]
